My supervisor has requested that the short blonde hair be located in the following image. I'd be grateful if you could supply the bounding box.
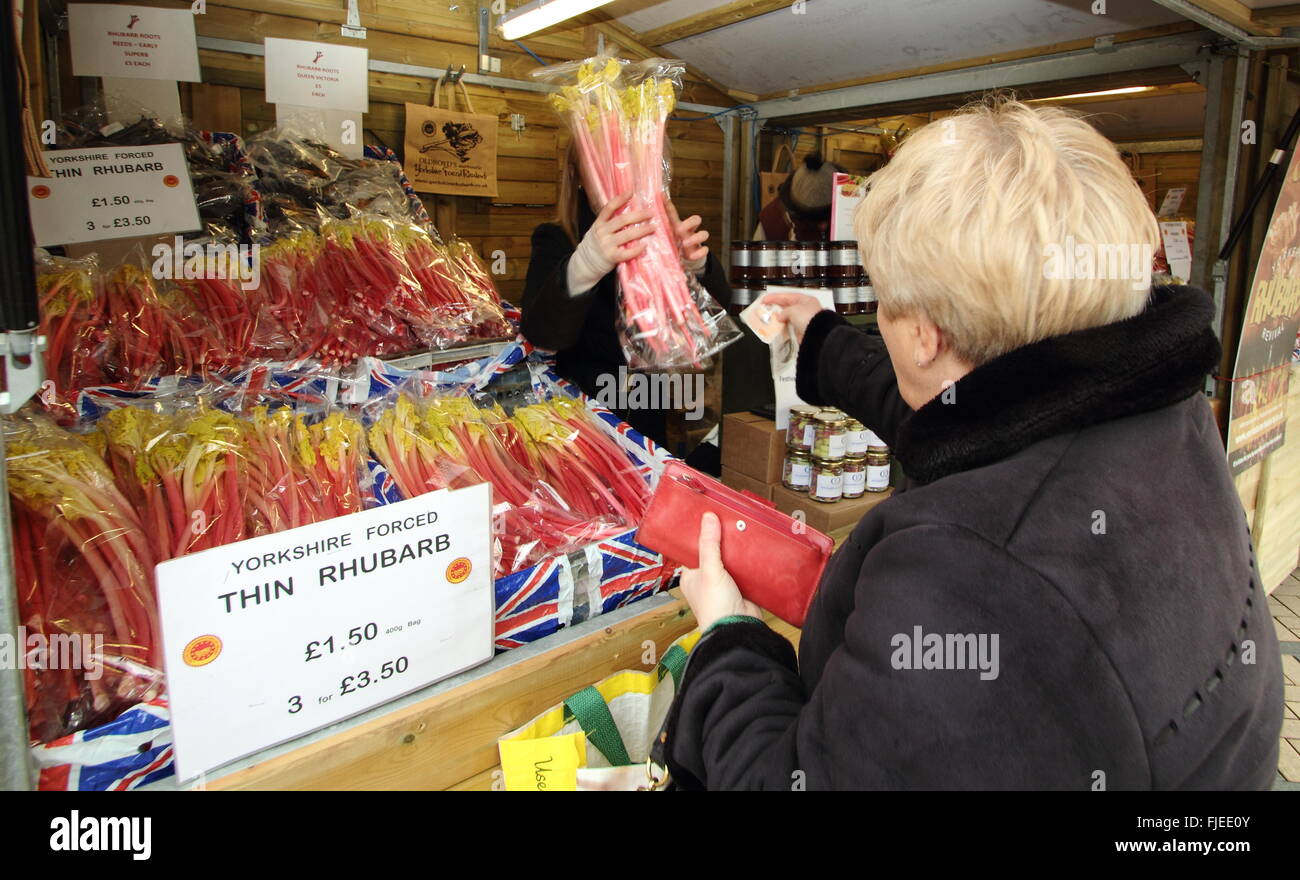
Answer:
[855,96,1160,366]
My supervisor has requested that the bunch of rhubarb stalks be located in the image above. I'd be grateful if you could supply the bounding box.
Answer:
[34,222,511,407]
[5,404,367,743]
[549,58,736,369]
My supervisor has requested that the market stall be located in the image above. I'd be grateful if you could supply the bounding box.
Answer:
[2,0,1299,793]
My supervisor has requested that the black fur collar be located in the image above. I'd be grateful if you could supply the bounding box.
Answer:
[896,285,1220,485]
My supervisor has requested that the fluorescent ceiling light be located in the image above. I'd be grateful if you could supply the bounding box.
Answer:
[500,0,616,40]
[1031,86,1155,102]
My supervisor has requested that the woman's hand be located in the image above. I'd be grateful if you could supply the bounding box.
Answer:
[667,200,709,272]
[584,191,655,267]
[679,512,762,632]
[758,292,829,345]
[568,192,655,294]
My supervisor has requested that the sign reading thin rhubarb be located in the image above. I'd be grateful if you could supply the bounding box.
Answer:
[157,484,493,781]
[27,144,201,246]
[68,3,200,81]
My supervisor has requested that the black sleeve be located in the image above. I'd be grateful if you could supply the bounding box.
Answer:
[519,223,601,352]
[662,527,1146,790]
[794,310,912,447]
[696,252,732,308]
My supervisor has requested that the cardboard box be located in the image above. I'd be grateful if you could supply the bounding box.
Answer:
[721,467,774,501]
[770,484,894,533]
[722,412,787,484]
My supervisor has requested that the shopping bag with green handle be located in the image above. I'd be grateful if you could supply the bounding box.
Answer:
[497,629,702,791]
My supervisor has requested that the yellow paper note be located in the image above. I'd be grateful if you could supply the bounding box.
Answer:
[499,732,586,791]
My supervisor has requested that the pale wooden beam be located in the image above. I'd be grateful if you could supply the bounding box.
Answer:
[1252,3,1300,28]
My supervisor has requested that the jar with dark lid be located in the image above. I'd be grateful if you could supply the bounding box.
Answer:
[866,449,891,493]
[813,241,830,268]
[844,419,870,456]
[860,278,878,314]
[782,449,813,491]
[794,242,819,278]
[809,457,844,503]
[750,241,782,280]
[830,278,857,315]
[775,241,799,271]
[842,455,867,499]
[787,404,819,452]
[828,241,860,266]
[729,282,760,316]
[813,411,848,460]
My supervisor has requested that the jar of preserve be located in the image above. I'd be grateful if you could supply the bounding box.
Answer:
[730,282,758,316]
[842,455,867,498]
[860,278,877,314]
[830,278,857,314]
[844,419,871,455]
[782,449,813,491]
[809,457,844,503]
[775,241,799,273]
[751,241,782,281]
[813,240,831,270]
[813,411,848,460]
[787,404,819,452]
[795,242,819,278]
[866,449,891,492]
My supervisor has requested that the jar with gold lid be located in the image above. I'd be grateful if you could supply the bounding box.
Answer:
[809,456,844,503]
[787,405,819,452]
[866,449,891,492]
[813,411,848,460]
[782,449,813,491]
[842,455,867,498]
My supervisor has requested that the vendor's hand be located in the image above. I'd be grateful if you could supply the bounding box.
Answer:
[680,512,762,632]
[586,191,655,268]
[667,200,709,272]
[758,292,829,345]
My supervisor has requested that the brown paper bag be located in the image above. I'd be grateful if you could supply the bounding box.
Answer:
[404,77,498,198]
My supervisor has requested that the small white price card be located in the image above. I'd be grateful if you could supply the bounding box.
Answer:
[265,37,369,112]
[68,3,200,82]
[28,144,201,246]
[1159,220,1193,283]
[157,484,494,781]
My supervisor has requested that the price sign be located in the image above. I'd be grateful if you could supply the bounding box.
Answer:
[157,484,494,781]
[68,3,201,82]
[27,144,201,246]
[265,37,369,112]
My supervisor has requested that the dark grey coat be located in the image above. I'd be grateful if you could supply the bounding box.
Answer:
[660,286,1283,790]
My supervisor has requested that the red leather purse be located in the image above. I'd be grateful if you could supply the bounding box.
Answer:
[636,461,834,627]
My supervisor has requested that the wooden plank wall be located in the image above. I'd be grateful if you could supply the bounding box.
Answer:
[61,0,733,303]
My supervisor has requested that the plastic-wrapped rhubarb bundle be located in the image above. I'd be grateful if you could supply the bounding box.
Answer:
[541,57,740,370]
[5,413,164,744]
[366,390,625,575]
[36,253,109,423]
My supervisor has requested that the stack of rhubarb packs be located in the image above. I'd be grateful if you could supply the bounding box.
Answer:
[5,361,656,746]
[34,125,512,424]
[542,57,740,370]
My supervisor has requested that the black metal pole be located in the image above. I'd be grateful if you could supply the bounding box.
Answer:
[1218,101,1300,262]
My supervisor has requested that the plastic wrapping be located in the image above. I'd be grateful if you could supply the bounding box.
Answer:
[366,387,625,576]
[246,130,422,234]
[5,412,165,744]
[538,56,740,370]
[36,252,109,423]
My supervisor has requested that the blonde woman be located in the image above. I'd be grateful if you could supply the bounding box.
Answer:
[661,97,1283,790]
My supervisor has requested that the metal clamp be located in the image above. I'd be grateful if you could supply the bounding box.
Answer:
[0,330,47,415]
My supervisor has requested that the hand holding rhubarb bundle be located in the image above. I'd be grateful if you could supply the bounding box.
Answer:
[541,57,740,370]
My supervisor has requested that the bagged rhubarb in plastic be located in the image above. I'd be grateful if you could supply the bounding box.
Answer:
[94,405,247,562]
[5,412,165,744]
[538,56,740,370]
[162,232,262,375]
[241,407,368,536]
[35,252,109,421]
[365,387,623,575]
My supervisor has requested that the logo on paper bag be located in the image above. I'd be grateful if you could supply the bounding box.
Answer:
[446,557,472,584]
[182,634,223,667]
